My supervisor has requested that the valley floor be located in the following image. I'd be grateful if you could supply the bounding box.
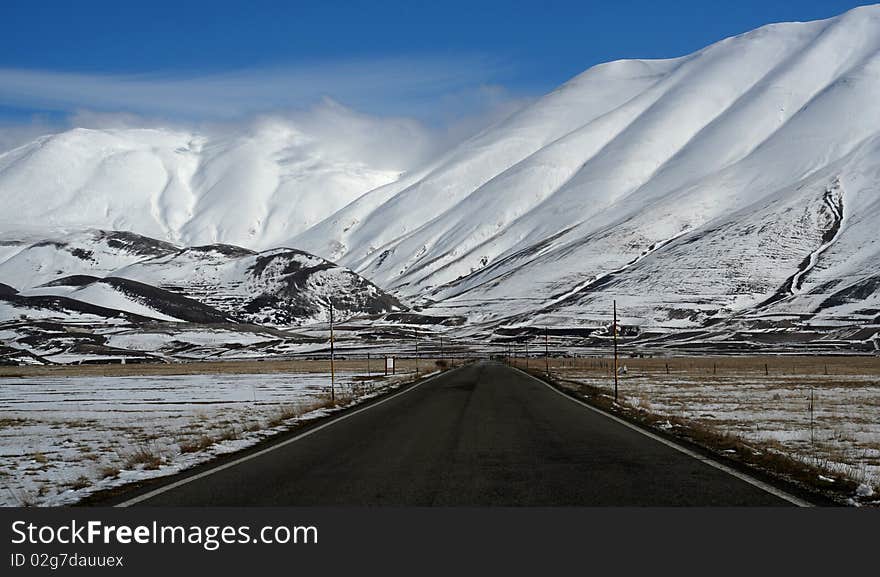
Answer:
[1,354,877,506]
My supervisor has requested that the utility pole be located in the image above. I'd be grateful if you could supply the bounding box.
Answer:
[809,388,815,446]
[613,300,619,403]
[415,326,420,377]
[545,328,550,377]
[329,302,336,405]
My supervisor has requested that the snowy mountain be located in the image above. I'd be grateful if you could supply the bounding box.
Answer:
[2,5,880,350]
[0,121,402,250]
[105,244,405,325]
[289,4,880,339]
[0,229,404,326]
[0,229,406,364]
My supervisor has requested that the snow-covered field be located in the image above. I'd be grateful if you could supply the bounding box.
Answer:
[553,364,880,496]
[0,370,415,506]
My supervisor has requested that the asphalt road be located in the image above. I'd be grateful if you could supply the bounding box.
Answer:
[117,361,801,506]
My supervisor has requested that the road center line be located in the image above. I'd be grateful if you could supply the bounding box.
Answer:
[510,365,813,507]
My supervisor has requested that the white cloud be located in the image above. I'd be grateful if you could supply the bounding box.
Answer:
[0,56,510,121]
[0,57,529,162]
[269,100,438,171]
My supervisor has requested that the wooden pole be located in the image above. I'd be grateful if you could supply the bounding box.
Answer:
[613,300,619,403]
[545,328,550,377]
[329,303,335,404]
[810,388,815,446]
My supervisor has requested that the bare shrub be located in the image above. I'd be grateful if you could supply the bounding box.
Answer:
[122,445,164,470]
[98,465,121,479]
[217,426,240,442]
[179,436,214,454]
[69,476,91,490]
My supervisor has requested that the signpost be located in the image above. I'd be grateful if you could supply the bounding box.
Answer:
[385,356,395,375]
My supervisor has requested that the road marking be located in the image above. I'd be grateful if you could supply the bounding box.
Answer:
[115,370,452,507]
[510,365,813,507]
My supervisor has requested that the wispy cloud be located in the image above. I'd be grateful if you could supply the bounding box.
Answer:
[0,55,512,123]
[0,56,534,167]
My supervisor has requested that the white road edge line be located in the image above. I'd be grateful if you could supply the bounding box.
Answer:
[115,370,447,507]
[510,366,813,507]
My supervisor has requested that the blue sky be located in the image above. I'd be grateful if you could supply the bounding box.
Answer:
[0,0,873,128]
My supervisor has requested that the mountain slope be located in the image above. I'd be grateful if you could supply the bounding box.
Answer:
[289,4,880,331]
[0,123,402,250]
[0,230,405,326]
[109,244,406,325]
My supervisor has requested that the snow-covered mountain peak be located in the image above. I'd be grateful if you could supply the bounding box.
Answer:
[283,4,880,333]
[0,120,404,250]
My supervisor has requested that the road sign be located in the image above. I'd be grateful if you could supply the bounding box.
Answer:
[385,356,395,375]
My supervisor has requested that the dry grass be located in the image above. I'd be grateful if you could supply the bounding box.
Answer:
[266,399,333,428]
[217,426,240,442]
[0,417,31,428]
[121,445,164,470]
[68,476,91,490]
[98,465,121,479]
[178,435,214,454]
